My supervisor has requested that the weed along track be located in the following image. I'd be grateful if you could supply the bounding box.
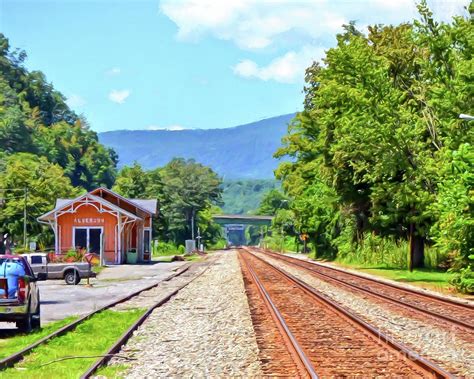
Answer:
[0,261,212,378]
[239,248,452,378]
[254,247,474,333]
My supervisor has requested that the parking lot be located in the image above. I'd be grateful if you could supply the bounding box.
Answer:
[0,260,186,332]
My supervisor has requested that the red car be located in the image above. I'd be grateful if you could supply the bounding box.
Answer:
[0,254,46,331]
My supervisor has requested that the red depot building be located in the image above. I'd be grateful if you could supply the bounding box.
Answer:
[38,188,157,264]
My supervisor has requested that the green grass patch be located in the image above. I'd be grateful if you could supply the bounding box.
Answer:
[0,308,144,378]
[151,241,184,256]
[333,261,455,294]
[184,254,202,262]
[0,317,78,360]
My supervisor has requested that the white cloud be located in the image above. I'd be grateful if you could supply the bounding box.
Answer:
[106,67,121,76]
[160,0,468,50]
[147,124,187,131]
[370,0,466,21]
[160,0,344,50]
[108,89,130,104]
[233,45,325,83]
[66,94,86,108]
[161,0,469,83]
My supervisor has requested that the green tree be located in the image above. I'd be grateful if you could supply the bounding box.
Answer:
[112,162,151,198]
[0,153,79,247]
[157,158,222,244]
[256,189,290,216]
[0,33,117,190]
[431,144,474,292]
[112,159,223,246]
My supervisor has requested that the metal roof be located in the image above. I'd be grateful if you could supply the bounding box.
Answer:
[54,198,157,215]
[127,199,158,215]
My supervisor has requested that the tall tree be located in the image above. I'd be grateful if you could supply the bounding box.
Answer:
[112,162,151,198]
[157,158,223,243]
[113,159,223,246]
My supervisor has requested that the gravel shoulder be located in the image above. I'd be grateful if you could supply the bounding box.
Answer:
[257,251,474,377]
[286,252,474,305]
[109,250,262,378]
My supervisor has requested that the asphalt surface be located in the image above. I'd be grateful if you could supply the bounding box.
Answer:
[0,260,186,332]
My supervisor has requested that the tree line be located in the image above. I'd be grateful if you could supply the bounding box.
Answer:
[271,2,473,292]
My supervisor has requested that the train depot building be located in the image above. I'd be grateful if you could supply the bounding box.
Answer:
[38,188,157,265]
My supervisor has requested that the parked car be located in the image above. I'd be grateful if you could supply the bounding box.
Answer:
[0,254,46,331]
[22,253,96,285]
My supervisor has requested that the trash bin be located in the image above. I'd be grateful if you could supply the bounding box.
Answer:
[126,249,138,264]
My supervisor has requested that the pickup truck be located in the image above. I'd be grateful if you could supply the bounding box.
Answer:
[0,254,46,331]
[22,253,96,285]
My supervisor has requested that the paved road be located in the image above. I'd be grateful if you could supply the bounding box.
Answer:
[0,260,186,332]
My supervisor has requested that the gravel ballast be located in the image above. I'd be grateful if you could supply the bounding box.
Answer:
[255,251,474,377]
[110,250,262,377]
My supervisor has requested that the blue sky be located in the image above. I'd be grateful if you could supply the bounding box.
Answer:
[0,0,469,132]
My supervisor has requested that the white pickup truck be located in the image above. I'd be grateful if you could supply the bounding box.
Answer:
[22,253,96,285]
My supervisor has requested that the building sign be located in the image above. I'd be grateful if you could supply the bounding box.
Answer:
[225,224,245,231]
[74,217,105,224]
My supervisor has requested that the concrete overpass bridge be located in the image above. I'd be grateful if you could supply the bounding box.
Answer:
[212,214,273,246]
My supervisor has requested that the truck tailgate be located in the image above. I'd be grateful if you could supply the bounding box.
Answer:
[0,298,27,315]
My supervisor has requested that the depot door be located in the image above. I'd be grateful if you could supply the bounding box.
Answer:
[73,227,103,254]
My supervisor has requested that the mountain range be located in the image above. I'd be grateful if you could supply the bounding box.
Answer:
[98,113,295,179]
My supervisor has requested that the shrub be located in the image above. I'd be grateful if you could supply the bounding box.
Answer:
[207,239,227,250]
[450,266,474,294]
[152,241,180,256]
[337,234,408,269]
[262,235,298,252]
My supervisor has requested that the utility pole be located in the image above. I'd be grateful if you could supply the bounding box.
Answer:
[191,209,195,240]
[23,187,28,248]
[196,227,201,251]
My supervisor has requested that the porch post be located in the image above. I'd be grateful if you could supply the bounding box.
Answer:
[54,212,59,254]
[117,215,122,264]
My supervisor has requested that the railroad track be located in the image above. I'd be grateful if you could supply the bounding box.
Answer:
[239,248,453,378]
[251,247,474,332]
[0,261,210,377]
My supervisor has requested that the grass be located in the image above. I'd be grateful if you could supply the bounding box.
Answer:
[152,250,180,257]
[0,317,78,360]
[332,261,455,294]
[0,308,145,378]
[184,254,202,262]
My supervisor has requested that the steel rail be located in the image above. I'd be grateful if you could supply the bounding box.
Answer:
[243,249,454,379]
[81,262,212,378]
[0,263,193,370]
[261,247,474,310]
[256,248,474,331]
[239,250,318,379]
